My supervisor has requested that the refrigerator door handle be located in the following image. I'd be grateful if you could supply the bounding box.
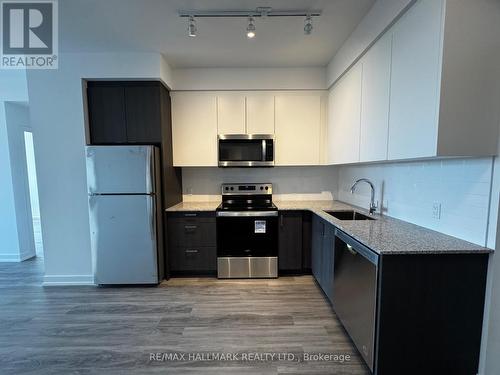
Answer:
[149,195,157,244]
[146,146,154,195]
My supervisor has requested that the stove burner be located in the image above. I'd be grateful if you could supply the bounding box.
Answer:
[217,183,276,212]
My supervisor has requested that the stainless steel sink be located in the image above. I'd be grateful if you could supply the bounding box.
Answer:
[324,210,375,221]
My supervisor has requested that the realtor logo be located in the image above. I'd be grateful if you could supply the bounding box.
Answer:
[1,0,58,69]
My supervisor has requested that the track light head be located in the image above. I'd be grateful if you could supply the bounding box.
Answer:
[188,16,197,37]
[304,15,313,35]
[246,16,256,39]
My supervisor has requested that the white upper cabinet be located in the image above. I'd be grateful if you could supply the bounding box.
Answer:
[171,91,325,167]
[216,92,275,135]
[360,33,392,162]
[387,0,443,160]
[386,0,499,159]
[325,0,499,165]
[171,92,217,166]
[246,93,275,134]
[275,93,322,166]
[217,93,246,135]
[327,63,362,165]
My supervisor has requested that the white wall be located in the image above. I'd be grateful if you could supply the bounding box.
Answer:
[172,67,327,90]
[0,70,29,262]
[326,0,413,87]
[182,166,338,202]
[5,102,36,262]
[26,52,170,285]
[337,158,493,246]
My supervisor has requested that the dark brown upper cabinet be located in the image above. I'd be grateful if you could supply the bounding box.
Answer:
[87,85,127,144]
[86,81,164,145]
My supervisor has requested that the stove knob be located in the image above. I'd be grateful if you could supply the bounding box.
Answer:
[230,187,234,191]
[265,186,269,190]
[260,186,263,190]
[225,187,229,191]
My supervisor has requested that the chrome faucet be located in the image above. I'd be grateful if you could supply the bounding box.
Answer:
[350,178,377,215]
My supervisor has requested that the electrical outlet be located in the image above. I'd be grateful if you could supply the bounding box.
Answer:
[432,202,441,219]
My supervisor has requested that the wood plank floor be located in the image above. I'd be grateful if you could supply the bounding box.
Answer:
[0,258,370,374]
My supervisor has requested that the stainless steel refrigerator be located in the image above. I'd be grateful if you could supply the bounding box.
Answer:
[86,145,164,284]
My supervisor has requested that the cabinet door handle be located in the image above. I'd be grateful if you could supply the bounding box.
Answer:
[184,213,197,217]
[184,225,198,231]
[185,249,199,254]
[280,214,284,228]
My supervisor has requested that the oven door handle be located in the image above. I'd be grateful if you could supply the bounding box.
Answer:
[216,211,278,217]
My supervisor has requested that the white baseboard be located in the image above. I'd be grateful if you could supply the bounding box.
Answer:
[43,274,94,286]
[0,251,36,262]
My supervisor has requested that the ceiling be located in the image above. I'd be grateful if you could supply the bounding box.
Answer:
[59,0,375,68]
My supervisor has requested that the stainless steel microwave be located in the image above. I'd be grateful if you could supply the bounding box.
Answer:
[218,134,274,167]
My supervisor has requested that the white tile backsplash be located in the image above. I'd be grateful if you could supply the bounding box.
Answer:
[181,158,494,246]
[182,166,338,202]
[337,158,494,246]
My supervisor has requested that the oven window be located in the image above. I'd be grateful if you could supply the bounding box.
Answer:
[219,140,263,161]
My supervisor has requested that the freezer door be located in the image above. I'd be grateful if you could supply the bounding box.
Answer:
[89,194,158,284]
[86,146,156,194]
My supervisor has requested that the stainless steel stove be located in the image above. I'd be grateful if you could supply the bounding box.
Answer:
[216,183,278,278]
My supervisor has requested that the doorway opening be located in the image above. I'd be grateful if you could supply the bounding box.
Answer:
[24,131,43,258]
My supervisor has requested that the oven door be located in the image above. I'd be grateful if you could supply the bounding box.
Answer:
[218,135,274,167]
[216,212,278,278]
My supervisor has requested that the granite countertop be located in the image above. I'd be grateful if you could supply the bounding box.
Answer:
[165,199,492,255]
[165,201,221,212]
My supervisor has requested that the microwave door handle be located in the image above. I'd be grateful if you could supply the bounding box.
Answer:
[262,139,266,162]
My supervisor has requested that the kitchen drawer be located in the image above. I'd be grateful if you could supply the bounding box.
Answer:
[167,211,215,222]
[168,220,216,247]
[170,246,217,272]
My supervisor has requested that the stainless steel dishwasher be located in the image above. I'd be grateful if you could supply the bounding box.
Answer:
[333,229,379,372]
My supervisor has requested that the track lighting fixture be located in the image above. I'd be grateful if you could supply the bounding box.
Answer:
[179,8,321,38]
[246,16,256,39]
[188,16,197,37]
[304,15,313,35]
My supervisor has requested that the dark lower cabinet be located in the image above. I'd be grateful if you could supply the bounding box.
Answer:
[309,213,489,375]
[311,215,335,304]
[321,224,335,303]
[301,212,312,272]
[170,247,216,273]
[278,211,303,274]
[374,253,488,375]
[311,214,324,284]
[166,212,216,276]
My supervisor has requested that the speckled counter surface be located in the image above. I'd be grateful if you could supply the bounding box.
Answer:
[165,201,220,212]
[166,199,492,255]
[275,200,492,255]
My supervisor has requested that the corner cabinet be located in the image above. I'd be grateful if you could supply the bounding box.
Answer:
[171,92,218,166]
[359,33,392,162]
[326,0,499,165]
[311,215,335,304]
[327,64,362,165]
[278,211,303,274]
